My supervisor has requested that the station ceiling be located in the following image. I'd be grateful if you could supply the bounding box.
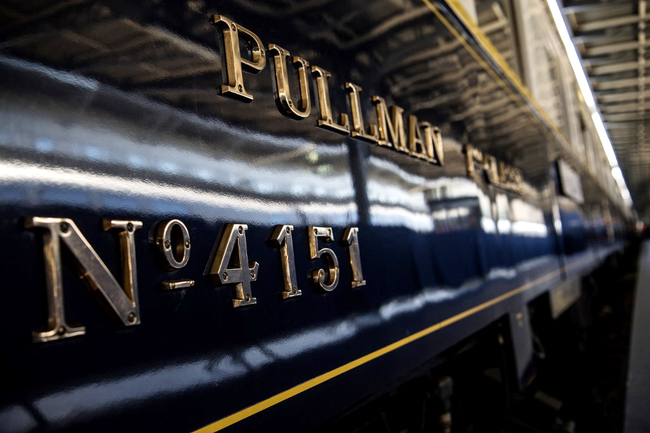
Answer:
[564,0,650,219]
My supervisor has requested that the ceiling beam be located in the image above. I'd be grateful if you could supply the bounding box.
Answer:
[598,89,650,103]
[603,112,650,121]
[578,15,642,33]
[562,2,633,15]
[590,61,641,74]
[601,102,650,113]
[585,40,650,56]
[593,77,649,90]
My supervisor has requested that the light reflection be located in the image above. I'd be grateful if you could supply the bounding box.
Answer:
[0,56,343,154]
[0,160,357,225]
[497,219,512,234]
[481,216,497,233]
[0,105,355,202]
[33,356,247,429]
[369,204,434,232]
[0,55,356,208]
[15,253,560,430]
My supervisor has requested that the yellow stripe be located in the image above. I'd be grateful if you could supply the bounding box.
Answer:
[193,5,598,431]
[192,255,592,432]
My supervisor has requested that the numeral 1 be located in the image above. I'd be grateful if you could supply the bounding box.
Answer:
[268,225,302,299]
[206,223,258,308]
[341,227,366,288]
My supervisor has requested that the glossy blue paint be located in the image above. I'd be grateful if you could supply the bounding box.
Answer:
[0,1,627,432]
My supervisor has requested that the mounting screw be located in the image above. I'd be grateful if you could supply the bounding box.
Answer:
[250,270,256,279]
[128,312,137,323]
[185,240,191,249]
[238,84,243,92]
[127,222,134,232]
[223,271,229,281]
[286,227,291,235]
[238,226,244,234]
[57,326,66,336]
[60,222,69,233]
[231,24,236,31]
[164,240,171,249]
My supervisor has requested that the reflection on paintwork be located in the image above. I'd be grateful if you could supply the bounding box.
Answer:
[0,0,627,431]
[8,251,565,431]
[0,160,357,225]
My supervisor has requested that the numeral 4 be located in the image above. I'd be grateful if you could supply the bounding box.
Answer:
[206,223,259,308]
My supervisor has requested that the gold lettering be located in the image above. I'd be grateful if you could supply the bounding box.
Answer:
[465,144,523,192]
[311,66,350,135]
[408,115,428,161]
[268,225,302,299]
[308,226,340,292]
[372,96,407,152]
[268,44,311,119]
[341,227,366,288]
[421,122,444,166]
[212,15,266,102]
[464,144,482,176]
[25,217,142,343]
[345,83,378,143]
[206,223,259,308]
[483,154,500,184]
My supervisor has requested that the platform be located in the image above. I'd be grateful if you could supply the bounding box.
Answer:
[625,240,650,433]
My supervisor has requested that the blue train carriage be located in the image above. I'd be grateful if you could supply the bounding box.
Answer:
[0,0,633,432]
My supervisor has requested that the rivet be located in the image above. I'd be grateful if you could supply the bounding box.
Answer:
[127,312,137,323]
[223,271,229,281]
[286,227,291,235]
[127,222,134,232]
[231,24,236,31]
[164,240,171,249]
[238,226,244,234]
[185,240,191,249]
[60,222,69,233]
[238,84,243,92]
[57,326,66,335]
[250,270,256,279]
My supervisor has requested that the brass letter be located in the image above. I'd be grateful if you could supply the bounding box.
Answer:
[464,144,482,176]
[408,115,428,161]
[483,154,500,184]
[308,226,340,292]
[345,82,378,143]
[212,15,266,102]
[26,217,142,343]
[372,96,407,152]
[268,44,311,119]
[267,225,302,299]
[206,223,258,308]
[156,219,191,270]
[421,122,444,166]
[311,66,350,135]
[340,227,366,288]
